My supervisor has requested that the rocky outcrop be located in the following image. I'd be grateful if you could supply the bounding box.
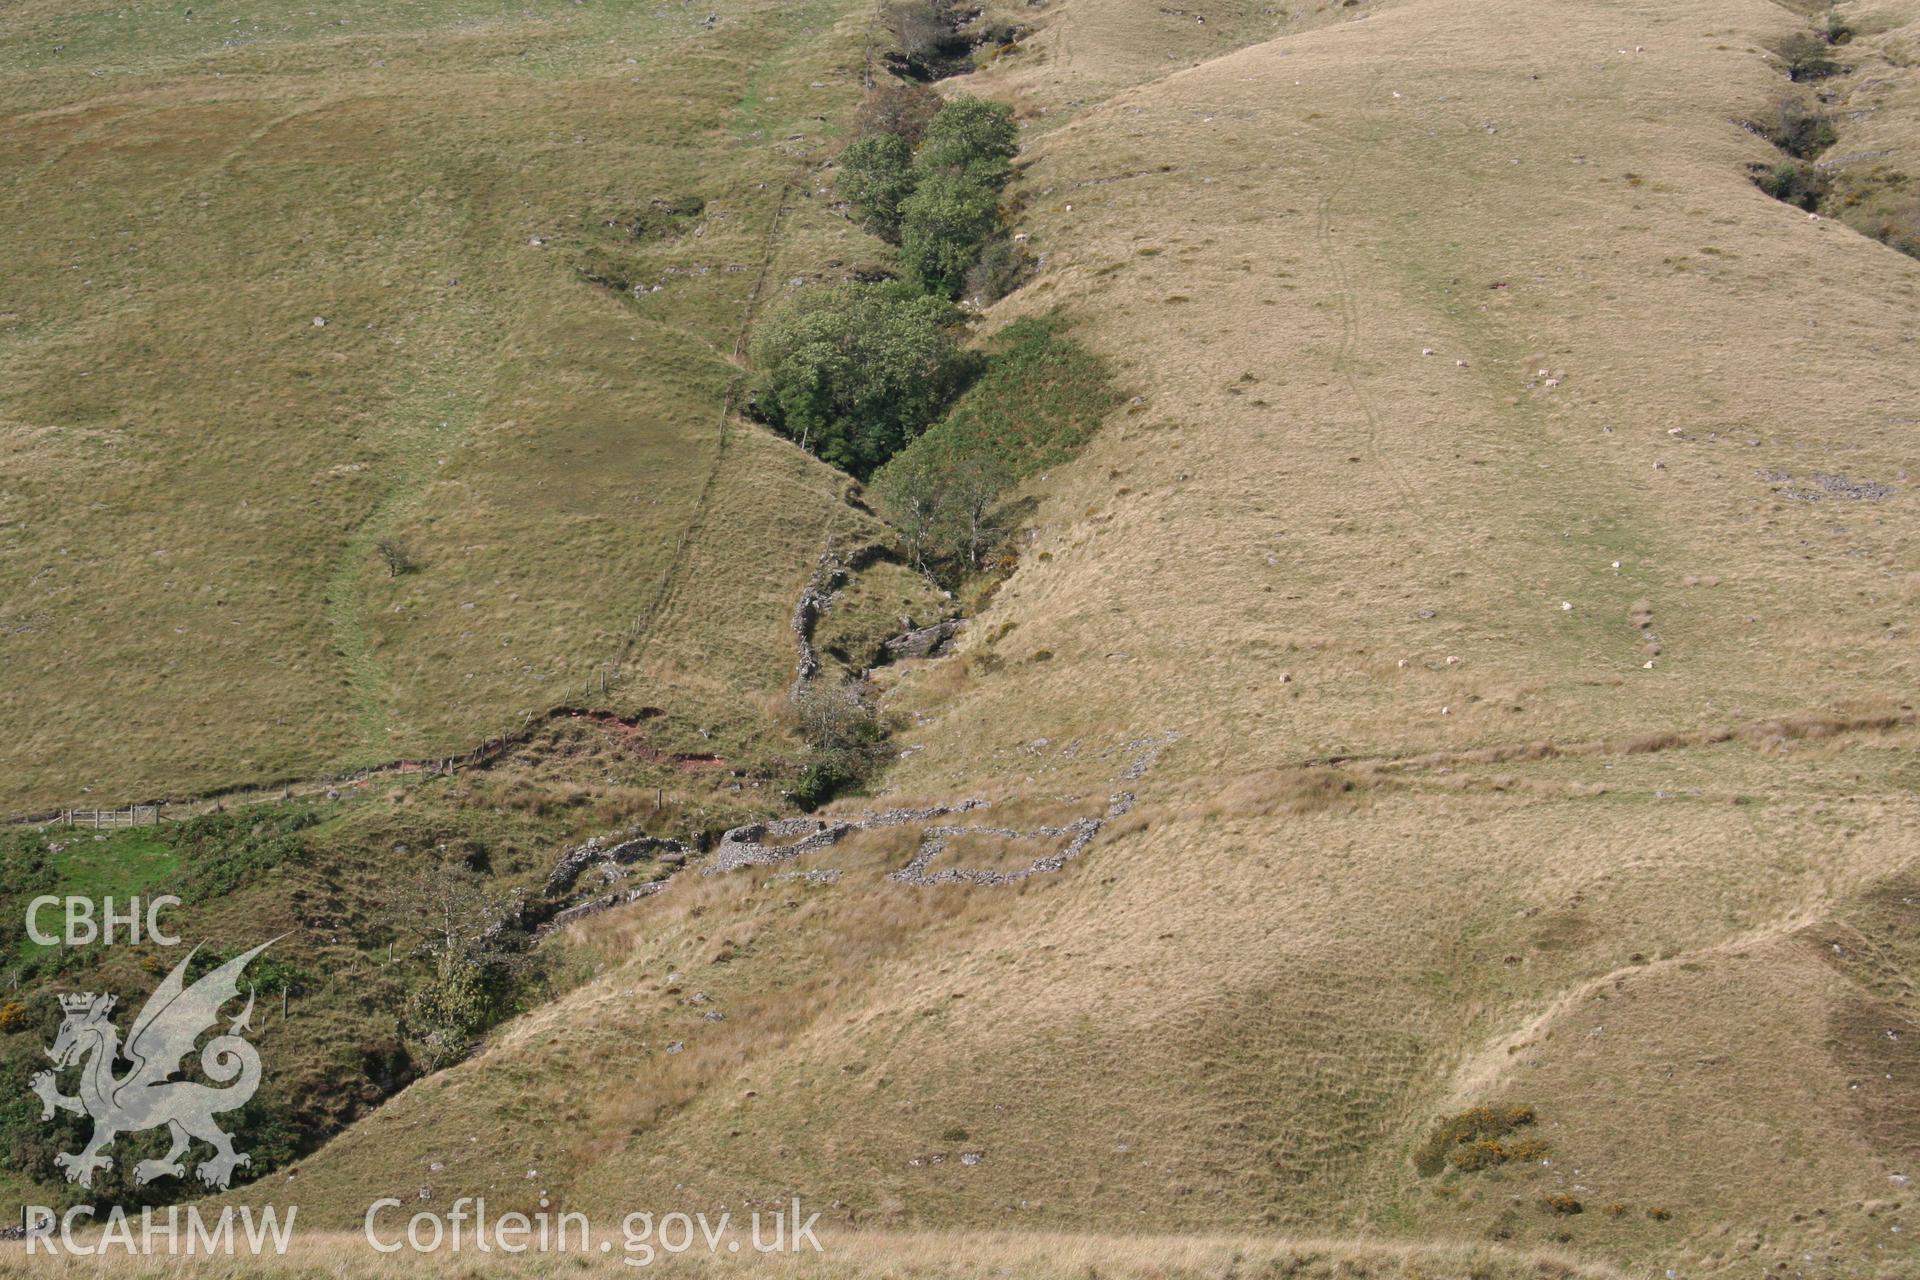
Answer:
[881,617,963,663]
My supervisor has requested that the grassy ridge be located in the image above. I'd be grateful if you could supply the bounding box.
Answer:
[6,4,1920,1280]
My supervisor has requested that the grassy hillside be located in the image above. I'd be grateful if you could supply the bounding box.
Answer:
[924,0,1919,779]
[0,0,883,813]
[228,1,1920,1277]
[5,0,1918,1277]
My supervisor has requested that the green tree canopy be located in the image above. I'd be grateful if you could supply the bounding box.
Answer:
[872,439,1012,573]
[749,281,972,477]
[838,133,917,242]
[900,171,1002,298]
[915,96,1019,188]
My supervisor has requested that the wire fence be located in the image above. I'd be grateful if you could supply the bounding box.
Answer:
[52,804,163,829]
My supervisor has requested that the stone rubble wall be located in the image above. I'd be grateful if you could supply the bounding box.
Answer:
[544,829,696,896]
[533,734,1164,936]
[888,791,1133,886]
[703,800,990,875]
[541,878,673,935]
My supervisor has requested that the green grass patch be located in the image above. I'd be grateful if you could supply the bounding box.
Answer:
[1,829,180,958]
[899,314,1119,481]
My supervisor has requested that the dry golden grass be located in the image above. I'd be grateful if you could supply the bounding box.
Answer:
[241,2,1920,1274]
[8,3,1920,1280]
[899,0,1920,807]
[854,4,1920,1265]
[233,748,1918,1273]
[0,0,886,813]
[1,1228,1622,1280]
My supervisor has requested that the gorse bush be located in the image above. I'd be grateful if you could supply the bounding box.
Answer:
[749,281,974,477]
[185,944,313,994]
[1413,1105,1544,1176]
[173,807,321,901]
[1450,1134,1549,1171]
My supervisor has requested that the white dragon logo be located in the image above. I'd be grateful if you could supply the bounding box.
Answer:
[31,940,276,1190]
